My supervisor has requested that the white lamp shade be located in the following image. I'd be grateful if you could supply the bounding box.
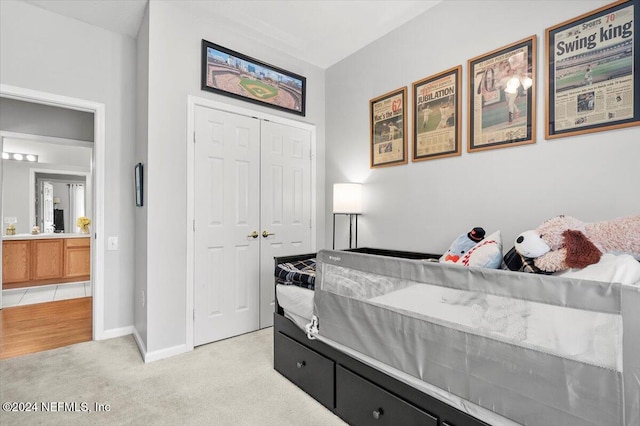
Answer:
[333,183,362,214]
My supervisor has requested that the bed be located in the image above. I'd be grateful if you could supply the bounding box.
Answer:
[273,248,640,426]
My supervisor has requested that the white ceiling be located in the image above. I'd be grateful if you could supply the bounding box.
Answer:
[24,0,442,69]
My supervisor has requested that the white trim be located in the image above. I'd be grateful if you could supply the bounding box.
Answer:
[0,130,94,148]
[142,341,190,363]
[132,327,147,359]
[0,83,106,341]
[185,96,317,349]
[101,325,134,340]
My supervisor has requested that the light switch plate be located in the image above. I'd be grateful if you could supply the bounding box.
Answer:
[4,217,17,224]
[107,236,119,251]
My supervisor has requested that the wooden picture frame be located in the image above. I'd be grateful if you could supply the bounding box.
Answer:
[412,66,462,161]
[201,39,306,116]
[468,36,537,152]
[370,87,408,168]
[545,0,639,139]
[135,162,143,207]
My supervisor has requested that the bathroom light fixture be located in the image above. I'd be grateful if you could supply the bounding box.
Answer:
[333,183,363,249]
[2,152,38,162]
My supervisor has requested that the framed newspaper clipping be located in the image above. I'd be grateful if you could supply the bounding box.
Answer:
[545,0,639,139]
[412,66,462,162]
[468,36,537,152]
[370,87,408,168]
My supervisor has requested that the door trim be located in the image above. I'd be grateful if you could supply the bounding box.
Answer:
[0,83,106,340]
[186,96,317,350]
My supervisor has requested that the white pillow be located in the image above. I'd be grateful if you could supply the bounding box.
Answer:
[460,230,503,269]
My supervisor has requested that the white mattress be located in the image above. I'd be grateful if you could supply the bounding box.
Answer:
[369,284,622,370]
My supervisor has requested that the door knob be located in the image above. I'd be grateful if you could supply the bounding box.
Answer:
[262,231,275,238]
[248,231,259,239]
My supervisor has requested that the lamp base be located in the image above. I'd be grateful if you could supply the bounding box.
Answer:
[332,213,359,250]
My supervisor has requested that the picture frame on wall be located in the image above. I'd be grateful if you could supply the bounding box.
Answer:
[370,87,408,168]
[201,39,306,116]
[545,0,639,139]
[412,65,462,162]
[468,36,537,152]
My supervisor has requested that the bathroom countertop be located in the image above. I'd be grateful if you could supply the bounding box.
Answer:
[3,233,90,240]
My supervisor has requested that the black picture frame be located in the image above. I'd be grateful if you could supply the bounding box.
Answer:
[135,162,143,207]
[201,39,306,116]
[545,0,640,139]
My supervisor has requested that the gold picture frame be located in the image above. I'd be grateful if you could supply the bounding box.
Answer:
[468,36,537,152]
[545,0,639,139]
[412,65,462,162]
[370,87,408,168]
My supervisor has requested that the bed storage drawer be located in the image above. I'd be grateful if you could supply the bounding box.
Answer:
[274,331,335,409]
[336,365,438,426]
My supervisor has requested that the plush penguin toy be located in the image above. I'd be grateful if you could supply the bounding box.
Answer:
[440,227,486,264]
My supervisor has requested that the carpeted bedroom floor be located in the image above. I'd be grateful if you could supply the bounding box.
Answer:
[0,328,346,425]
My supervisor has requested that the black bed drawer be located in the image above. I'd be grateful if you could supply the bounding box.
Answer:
[274,331,335,409]
[336,365,438,426]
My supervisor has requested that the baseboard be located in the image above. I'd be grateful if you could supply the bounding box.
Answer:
[132,327,147,361]
[100,325,134,340]
[131,328,190,363]
[143,343,190,363]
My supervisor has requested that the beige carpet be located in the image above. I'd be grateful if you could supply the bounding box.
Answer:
[0,328,346,425]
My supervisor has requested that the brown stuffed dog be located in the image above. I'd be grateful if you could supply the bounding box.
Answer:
[514,215,640,272]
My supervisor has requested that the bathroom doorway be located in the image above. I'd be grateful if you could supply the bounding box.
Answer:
[0,85,106,358]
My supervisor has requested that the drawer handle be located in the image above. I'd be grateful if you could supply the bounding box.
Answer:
[296,361,306,369]
[372,408,384,420]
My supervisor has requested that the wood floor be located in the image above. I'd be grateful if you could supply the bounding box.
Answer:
[0,297,92,360]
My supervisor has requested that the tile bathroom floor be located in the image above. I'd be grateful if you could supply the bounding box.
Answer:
[2,281,92,308]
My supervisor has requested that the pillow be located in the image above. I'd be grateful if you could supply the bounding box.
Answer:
[460,230,503,269]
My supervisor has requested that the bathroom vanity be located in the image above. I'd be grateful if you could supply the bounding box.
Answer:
[2,234,90,289]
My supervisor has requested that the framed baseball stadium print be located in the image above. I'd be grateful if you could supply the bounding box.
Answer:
[468,36,537,152]
[201,39,306,116]
[545,0,639,139]
[370,87,408,168]
[412,65,462,162]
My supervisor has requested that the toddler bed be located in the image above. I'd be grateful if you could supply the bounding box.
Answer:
[274,249,640,426]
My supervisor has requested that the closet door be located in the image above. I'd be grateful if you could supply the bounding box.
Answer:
[194,106,261,346]
[259,121,312,328]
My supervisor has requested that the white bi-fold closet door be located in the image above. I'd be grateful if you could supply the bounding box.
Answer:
[193,105,312,346]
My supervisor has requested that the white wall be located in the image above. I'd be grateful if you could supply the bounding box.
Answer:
[325,0,640,255]
[143,0,326,353]
[0,1,137,332]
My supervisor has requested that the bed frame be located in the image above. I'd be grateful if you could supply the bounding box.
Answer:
[273,248,488,426]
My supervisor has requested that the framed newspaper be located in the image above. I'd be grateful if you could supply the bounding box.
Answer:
[545,0,639,139]
[412,66,462,162]
[468,36,537,152]
[370,87,408,168]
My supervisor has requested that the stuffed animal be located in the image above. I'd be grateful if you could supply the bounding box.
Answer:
[440,227,485,263]
[514,215,640,272]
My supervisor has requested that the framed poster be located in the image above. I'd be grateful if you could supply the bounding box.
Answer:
[546,0,639,139]
[201,39,306,116]
[412,65,462,161]
[370,87,408,168]
[468,36,537,152]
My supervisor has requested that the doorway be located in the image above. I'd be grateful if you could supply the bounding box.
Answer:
[0,83,106,358]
